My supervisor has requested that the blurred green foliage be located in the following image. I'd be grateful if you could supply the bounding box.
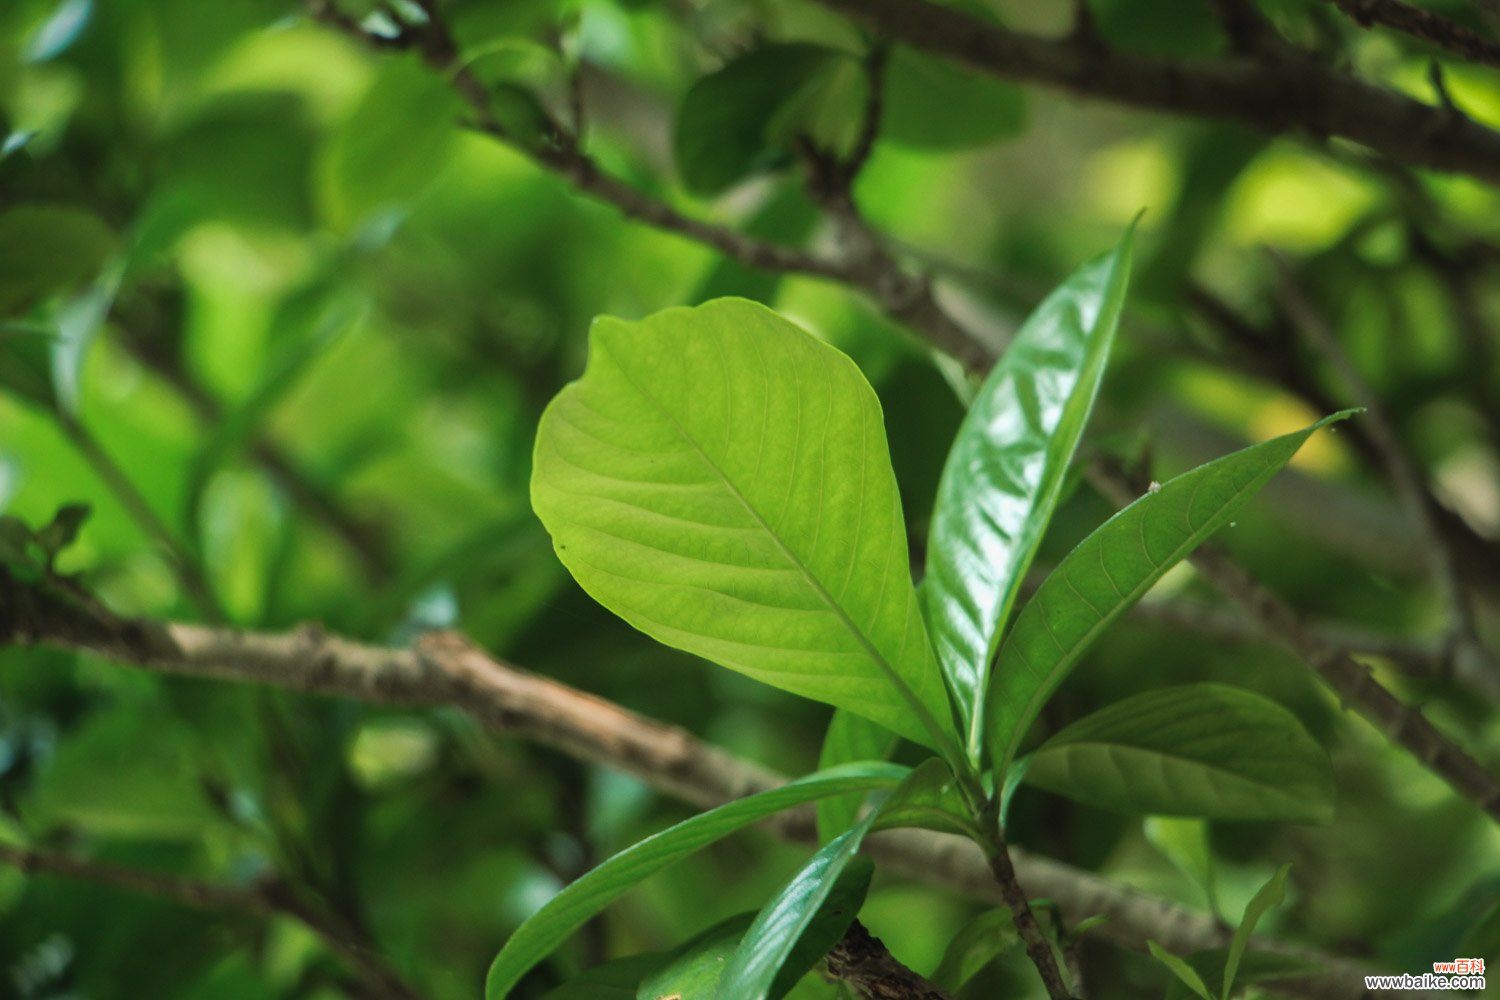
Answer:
[2,0,1499,998]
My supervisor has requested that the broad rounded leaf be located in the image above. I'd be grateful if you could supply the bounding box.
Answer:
[484,762,907,1000]
[674,44,842,196]
[923,228,1134,761]
[930,908,1018,992]
[986,411,1356,777]
[1024,685,1334,821]
[531,298,956,751]
[0,204,114,316]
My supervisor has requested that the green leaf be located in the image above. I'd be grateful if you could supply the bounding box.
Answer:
[317,55,460,229]
[816,708,898,843]
[0,328,61,412]
[1150,941,1215,1000]
[872,757,981,840]
[674,44,842,196]
[638,861,870,1000]
[0,204,114,317]
[923,228,1134,762]
[531,298,957,754]
[716,816,877,1000]
[986,410,1356,777]
[1144,817,1220,917]
[1223,864,1291,1000]
[35,502,91,563]
[1023,684,1333,821]
[484,762,908,1000]
[882,47,1025,150]
[918,230,1128,761]
[1161,951,1323,1000]
[542,954,664,1000]
[930,908,1018,991]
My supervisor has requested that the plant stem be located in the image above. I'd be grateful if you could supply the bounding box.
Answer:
[982,826,1076,1000]
[59,416,222,621]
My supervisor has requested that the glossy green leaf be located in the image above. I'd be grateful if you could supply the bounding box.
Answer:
[923,229,1134,761]
[716,816,877,1000]
[986,411,1356,777]
[1224,864,1291,1000]
[1024,685,1333,821]
[674,44,842,196]
[930,908,1018,991]
[816,709,898,843]
[1150,941,1214,1000]
[637,861,870,1000]
[882,47,1025,150]
[484,762,907,1000]
[872,757,981,840]
[531,298,957,753]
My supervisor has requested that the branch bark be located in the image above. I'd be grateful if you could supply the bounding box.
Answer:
[1323,0,1500,69]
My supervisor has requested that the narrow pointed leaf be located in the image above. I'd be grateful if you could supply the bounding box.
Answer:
[1223,864,1291,1000]
[485,762,907,1000]
[531,298,957,753]
[987,411,1356,777]
[923,229,1134,760]
[1150,941,1215,1000]
[1024,685,1333,821]
[715,816,877,1000]
[638,861,871,1000]
[816,708,898,842]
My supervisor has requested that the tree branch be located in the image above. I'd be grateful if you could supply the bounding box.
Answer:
[0,570,1372,998]
[1323,0,1500,69]
[0,841,425,1000]
[808,0,1500,186]
[826,921,955,999]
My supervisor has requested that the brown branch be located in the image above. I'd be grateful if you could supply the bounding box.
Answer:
[0,841,424,1000]
[0,571,1372,998]
[1323,0,1500,69]
[827,921,955,999]
[985,834,1075,999]
[808,0,1500,186]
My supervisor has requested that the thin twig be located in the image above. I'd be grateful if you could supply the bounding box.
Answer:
[985,832,1075,1000]
[1323,0,1500,69]
[0,841,425,1000]
[808,0,1500,186]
